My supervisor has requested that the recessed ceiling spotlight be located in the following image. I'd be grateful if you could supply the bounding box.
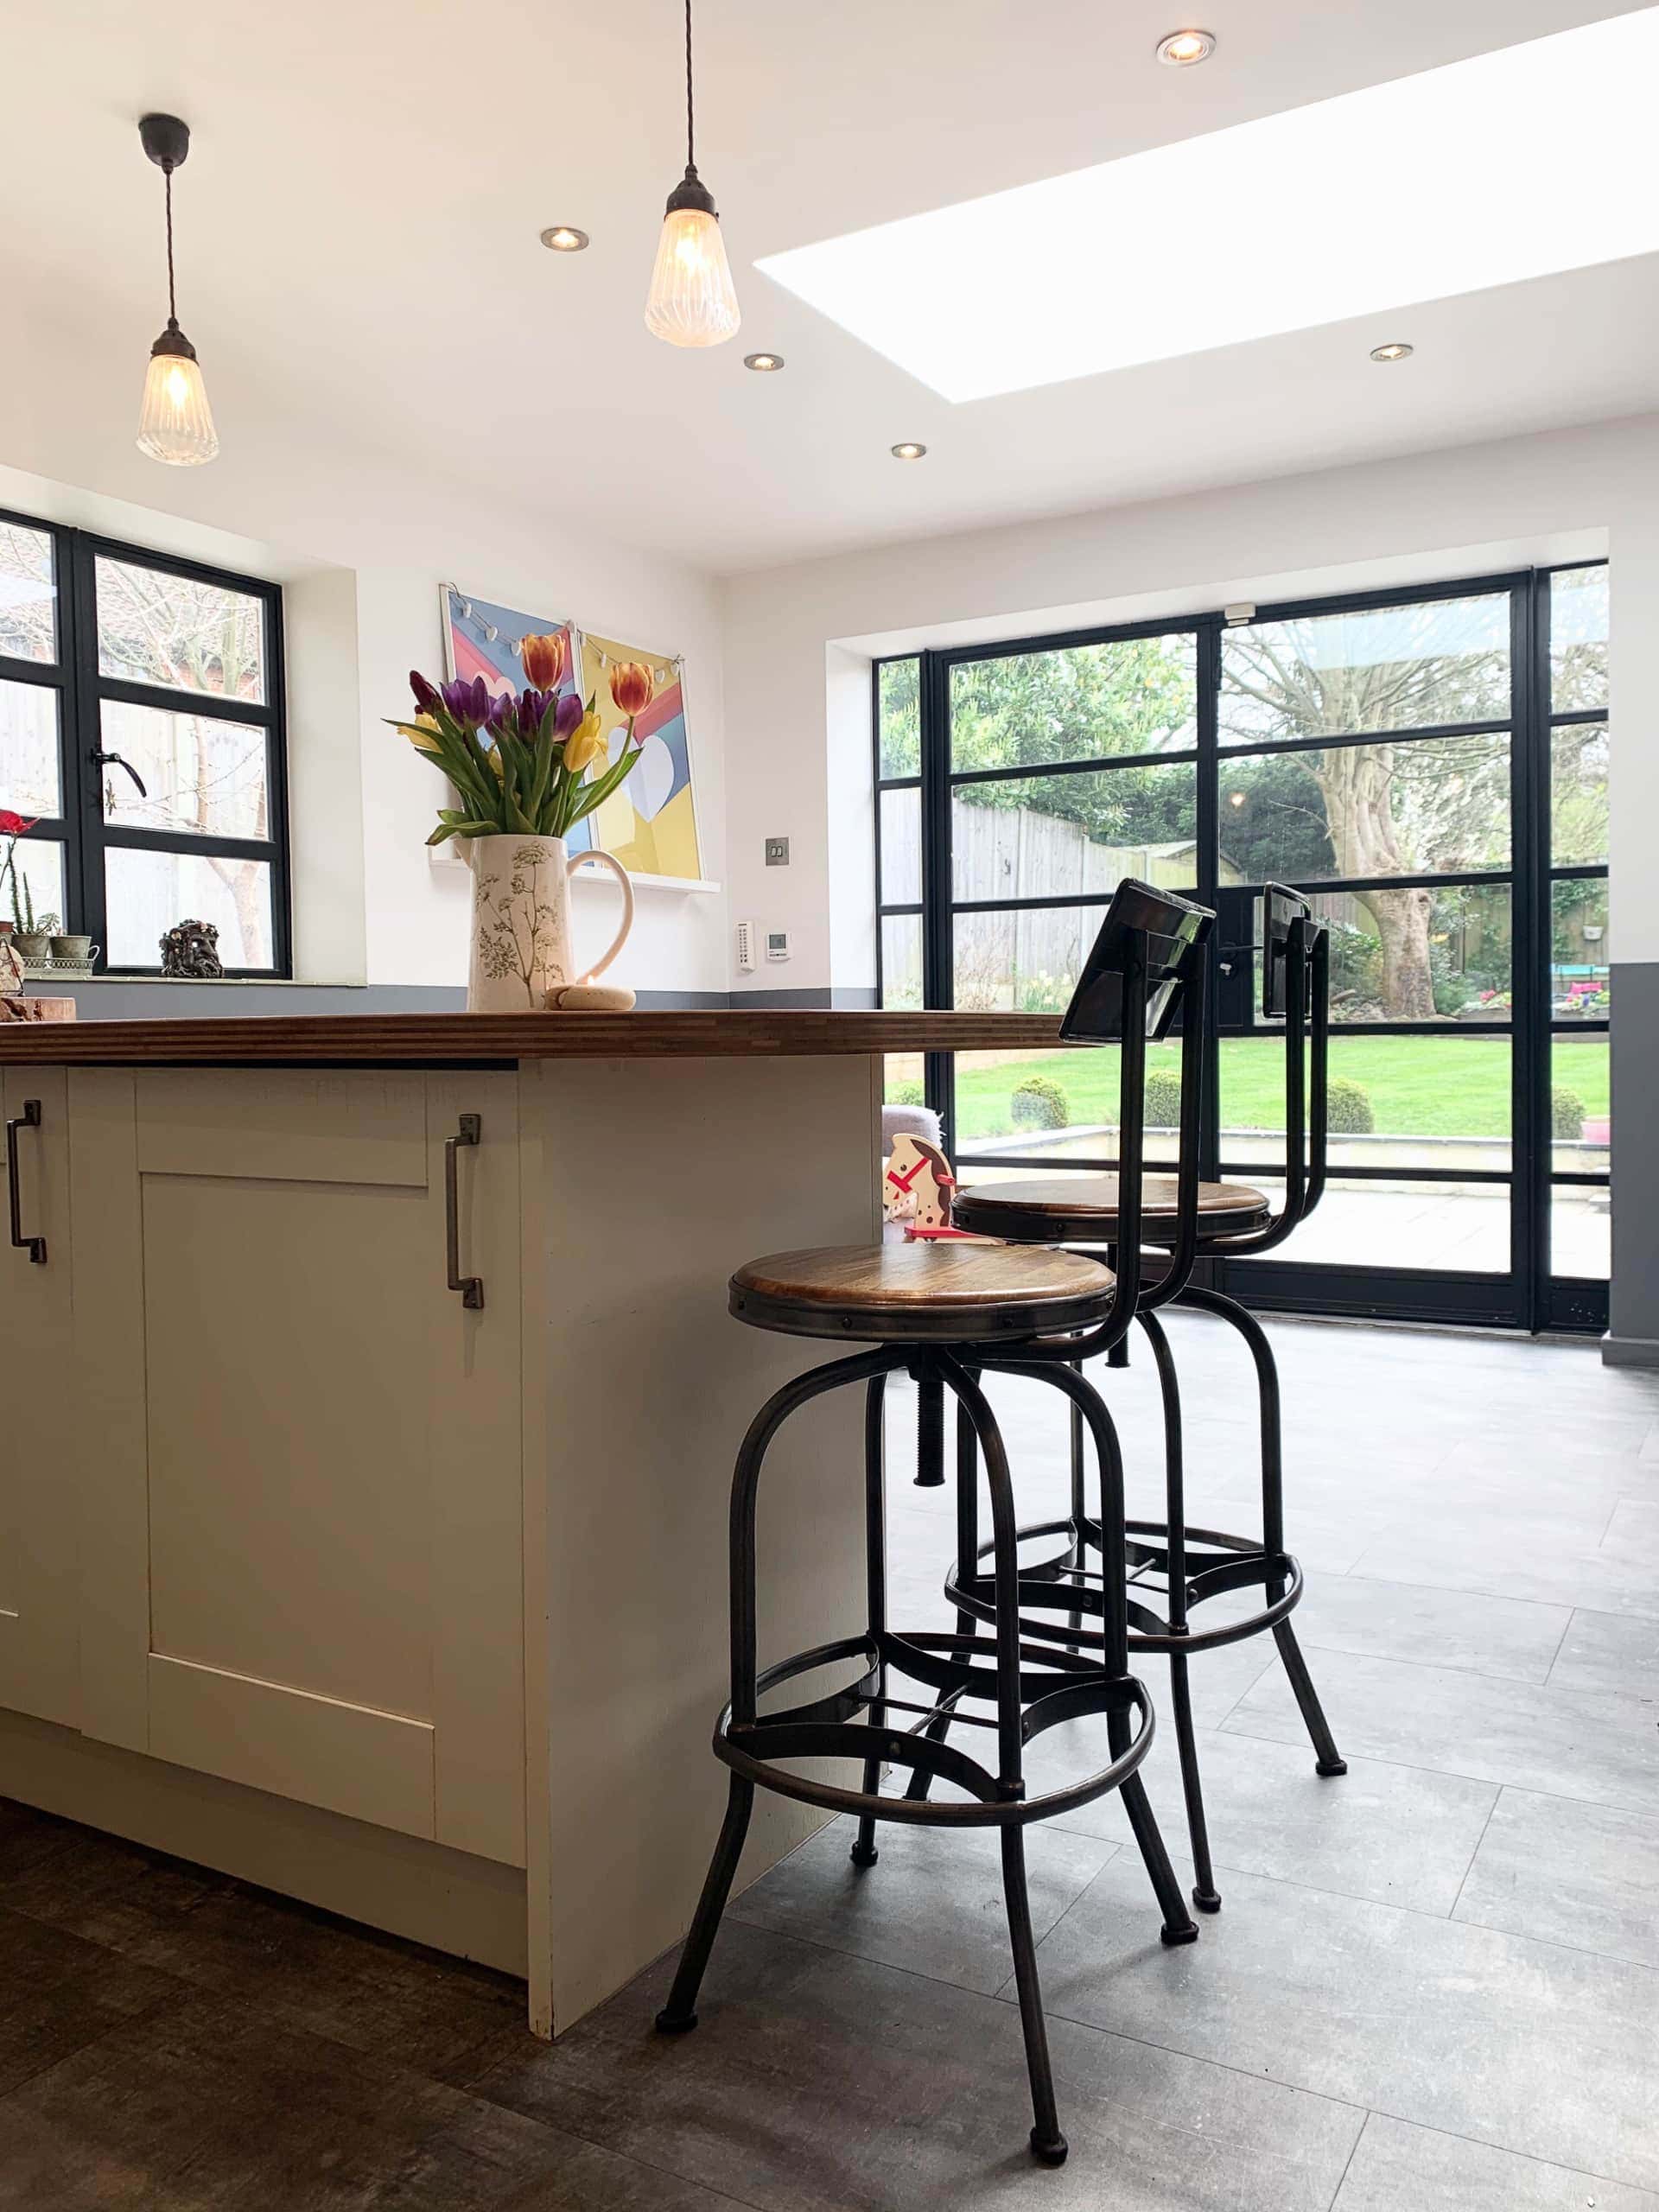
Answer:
[1156,28,1215,65]
[540,225,589,252]
[891,441,927,460]
[743,351,785,372]
[1370,340,1414,362]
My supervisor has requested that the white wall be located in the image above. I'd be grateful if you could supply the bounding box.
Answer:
[720,413,1659,995]
[0,435,728,995]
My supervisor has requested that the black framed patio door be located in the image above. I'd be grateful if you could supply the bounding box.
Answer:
[874,561,1610,1335]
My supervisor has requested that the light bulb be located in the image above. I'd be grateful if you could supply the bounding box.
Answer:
[137,335,219,466]
[645,201,741,347]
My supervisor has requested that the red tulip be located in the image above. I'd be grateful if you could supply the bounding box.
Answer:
[0,810,37,837]
[607,660,654,720]
[521,631,568,692]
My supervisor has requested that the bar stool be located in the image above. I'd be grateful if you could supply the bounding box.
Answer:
[656,889,1203,2168]
[949,884,1345,1917]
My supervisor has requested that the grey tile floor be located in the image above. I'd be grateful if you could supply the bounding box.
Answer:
[3,1316,1657,2209]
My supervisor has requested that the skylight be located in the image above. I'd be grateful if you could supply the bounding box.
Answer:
[756,10,1659,401]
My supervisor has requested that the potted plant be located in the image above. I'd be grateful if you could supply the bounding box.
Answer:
[1,811,48,957]
[388,637,652,1011]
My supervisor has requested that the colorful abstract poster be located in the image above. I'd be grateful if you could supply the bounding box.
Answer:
[440,586,594,854]
[577,631,703,883]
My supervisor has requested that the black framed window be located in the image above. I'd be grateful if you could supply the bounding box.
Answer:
[0,506,289,975]
[875,561,1608,1336]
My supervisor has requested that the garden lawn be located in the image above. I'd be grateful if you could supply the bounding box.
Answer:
[953,1033,1609,1142]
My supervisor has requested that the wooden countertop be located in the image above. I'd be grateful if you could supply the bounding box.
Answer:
[0,1008,1068,1065]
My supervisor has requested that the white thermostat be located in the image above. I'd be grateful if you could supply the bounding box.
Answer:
[766,930,791,963]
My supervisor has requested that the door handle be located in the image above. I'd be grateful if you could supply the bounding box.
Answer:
[444,1113,484,1310]
[6,1097,47,1264]
[91,749,149,800]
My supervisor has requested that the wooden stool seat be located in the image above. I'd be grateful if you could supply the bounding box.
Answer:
[730,1240,1115,1343]
[953,1173,1271,1245]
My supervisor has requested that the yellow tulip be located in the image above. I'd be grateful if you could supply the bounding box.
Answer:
[563,710,607,775]
[487,745,505,779]
[403,715,443,753]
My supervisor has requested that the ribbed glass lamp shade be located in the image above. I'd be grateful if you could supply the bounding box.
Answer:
[137,343,219,466]
[645,204,741,347]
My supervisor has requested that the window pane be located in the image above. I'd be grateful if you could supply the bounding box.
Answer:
[880,912,923,1008]
[1550,882,1610,1018]
[954,904,1092,1013]
[0,679,60,817]
[105,849,274,969]
[950,634,1197,772]
[1220,1033,1511,1173]
[99,699,270,841]
[3,836,65,936]
[1217,732,1510,883]
[94,556,267,704]
[953,1044,1184,1164]
[1550,719,1608,866]
[1229,1173,1511,1274]
[1273,882,1511,1023]
[877,658,920,778]
[1,522,57,664]
[1552,1035,1608,1175]
[879,785,920,905]
[1553,1187,1609,1280]
[1550,566,1607,713]
[953,764,1197,900]
[1220,594,1510,746]
[884,1054,926,1110]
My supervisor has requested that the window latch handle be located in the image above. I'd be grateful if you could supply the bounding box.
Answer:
[90,750,149,800]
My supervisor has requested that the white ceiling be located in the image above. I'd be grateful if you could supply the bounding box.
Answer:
[3,0,1656,575]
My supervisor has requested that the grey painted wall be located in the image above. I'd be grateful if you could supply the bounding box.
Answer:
[1607,963,1656,1363]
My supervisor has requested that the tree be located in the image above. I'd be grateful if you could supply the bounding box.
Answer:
[1221,604,1510,1016]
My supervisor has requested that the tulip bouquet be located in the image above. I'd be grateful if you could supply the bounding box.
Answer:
[389,631,657,848]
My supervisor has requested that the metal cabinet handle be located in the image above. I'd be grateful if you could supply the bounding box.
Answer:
[5,1098,47,1264]
[444,1112,484,1310]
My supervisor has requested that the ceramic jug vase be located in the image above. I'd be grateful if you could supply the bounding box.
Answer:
[467,835,634,1013]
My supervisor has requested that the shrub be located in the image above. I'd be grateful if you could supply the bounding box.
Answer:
[1143,1070,1183,1128]
[1551,1086,1586,1141]
[1326,1076,1375,1135]
[1010,1075,1070,1130]
[887,1079,925,1108]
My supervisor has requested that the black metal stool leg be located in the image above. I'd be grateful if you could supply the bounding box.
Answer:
[1027,1358,1199,1948]
[902,1380,977,1803]
[1139,1311,1221,1912]
[1182,1286,1346,1778]
[852,1373,887,1868]
[1001,1826,1067,2165]
[660,1344,899,2033]
[941,1355,1069,2163]
[656,1774,754,2031]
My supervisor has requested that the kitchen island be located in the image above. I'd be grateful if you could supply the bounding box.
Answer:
[0,1009,1063,2037]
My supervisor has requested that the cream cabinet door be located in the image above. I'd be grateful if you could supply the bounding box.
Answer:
[0,1067,78,1728]
[68,1067,524,1866]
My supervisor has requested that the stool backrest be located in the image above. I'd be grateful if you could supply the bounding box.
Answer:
[1230,882,1330,1252]
[1058,880,1214,1333]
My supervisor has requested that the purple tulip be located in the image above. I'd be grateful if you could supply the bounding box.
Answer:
[409,670,441,715]
[555,690,584,739]
[440,675,493,729]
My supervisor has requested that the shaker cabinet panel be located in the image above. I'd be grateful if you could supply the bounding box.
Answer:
[0,1068,78,1729]
[66,1069,525,1865]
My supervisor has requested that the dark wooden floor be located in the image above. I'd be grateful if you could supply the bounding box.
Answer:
[3,1318,1657,2209]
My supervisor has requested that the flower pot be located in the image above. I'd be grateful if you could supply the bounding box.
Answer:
[466,834,634,1014]
[49,934,98,965]
[14,932,49,962]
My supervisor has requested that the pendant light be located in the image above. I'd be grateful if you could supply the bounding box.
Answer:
[136,113,219,467]
[644,0,741,347]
